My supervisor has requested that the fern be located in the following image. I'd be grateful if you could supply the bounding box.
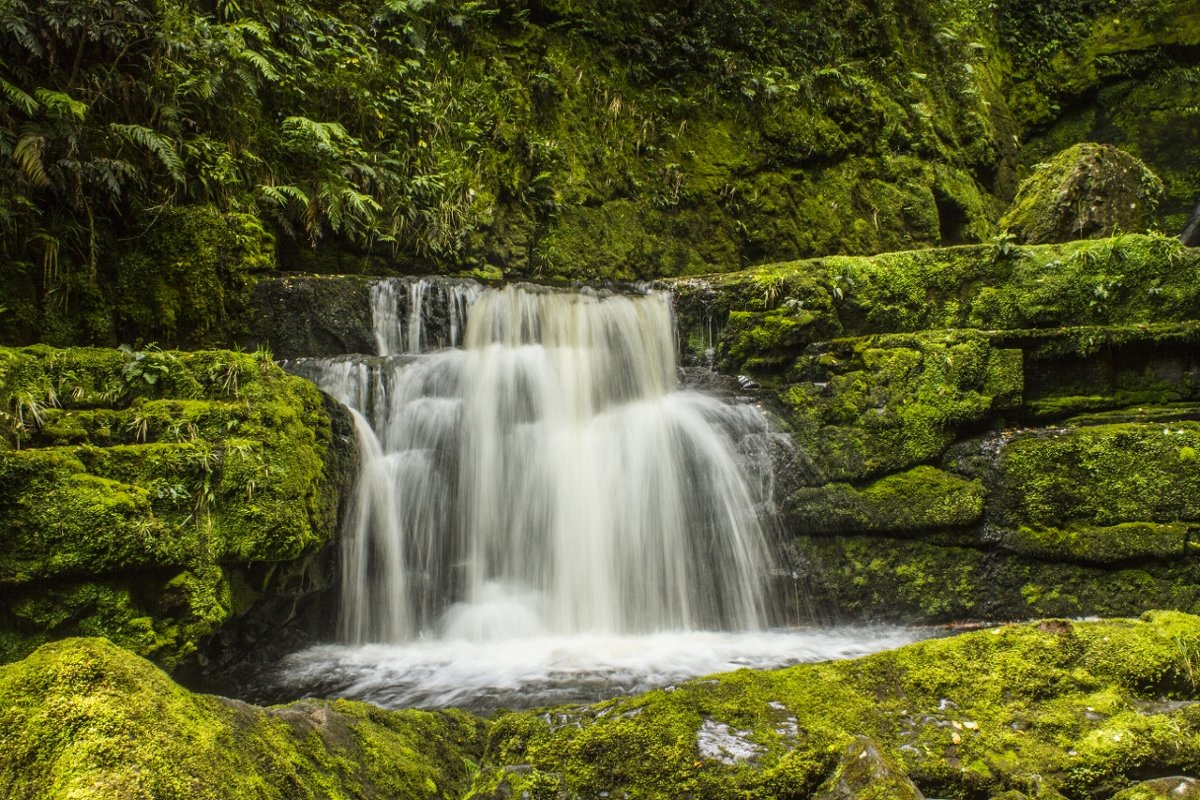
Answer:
[0,79,39,116]
[110,124,185,183]
[282,116,350,150]
[256,183,310,209]
[12,135,50,188]
[34,89,87,122]
[237,49,279,82]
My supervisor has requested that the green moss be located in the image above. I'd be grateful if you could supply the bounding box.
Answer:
[475,613,1200,800]
[1111,777,1200,800]
[674,234,1200,375]
[1008,522,1192,564]
[0,345,347,667]
[997,422,1200,534]
[106,206,274,348]
[1000,143,1164,244]
[781,331,1021,482]
[792,535,1200,623]
[0,637,487,799]
[789,466,985,535]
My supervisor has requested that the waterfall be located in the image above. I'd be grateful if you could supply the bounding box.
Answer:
[291,279,778,644]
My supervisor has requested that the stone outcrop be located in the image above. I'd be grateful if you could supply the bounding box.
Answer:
[668,233,1200,622]
[0,346,357,669]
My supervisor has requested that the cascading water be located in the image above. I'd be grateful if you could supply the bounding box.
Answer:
[299,282,775,641]
[273,278,924,710]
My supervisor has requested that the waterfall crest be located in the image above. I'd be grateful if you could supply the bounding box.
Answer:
[292,280,777,644]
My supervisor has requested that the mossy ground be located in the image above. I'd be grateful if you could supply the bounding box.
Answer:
[469,612,1200,800]
[8,614,1200,800]
[0,345,349,669]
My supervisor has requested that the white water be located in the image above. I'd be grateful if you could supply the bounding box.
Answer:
[271,627,926,711]
[278,278,927,709]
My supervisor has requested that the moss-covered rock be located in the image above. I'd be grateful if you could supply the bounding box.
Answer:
[993,422,1200,563]
[780,331,1022,482]
[789,466,985,535]
[0,345,354,668]
[1112,777,1200,800]
[792,534,1200,623]
[474,612,1200,800]
[670,234,1200,379]
[1000,143,1164,244]
[9,616,1200,800]
[0,637,487,799]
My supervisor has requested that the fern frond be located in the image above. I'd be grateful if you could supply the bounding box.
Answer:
[0,79,39,116]
[237,49,279,82]
[282,116,349,149]
[34,89,87,122]
[255,183,309,208]
[111,124,186,183]
[230,20,272,43]
[12,134,49,188]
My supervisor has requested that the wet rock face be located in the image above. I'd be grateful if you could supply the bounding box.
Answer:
[668,234,1200,623]
[248,275,374,359]
[1000,143,1165,244]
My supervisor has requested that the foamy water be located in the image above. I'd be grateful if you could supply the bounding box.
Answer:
[265,627,929,711]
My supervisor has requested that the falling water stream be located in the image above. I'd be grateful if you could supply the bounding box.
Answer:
[270,278,924,710]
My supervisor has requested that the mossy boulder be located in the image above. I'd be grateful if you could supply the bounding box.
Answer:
[1000,143,1164,244]
[0,345,355,669]
[0,637,487,799]
[474,612,1200,800]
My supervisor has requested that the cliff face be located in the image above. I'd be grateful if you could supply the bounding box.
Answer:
[668,233,1200,622]
[2,0,1199,347]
